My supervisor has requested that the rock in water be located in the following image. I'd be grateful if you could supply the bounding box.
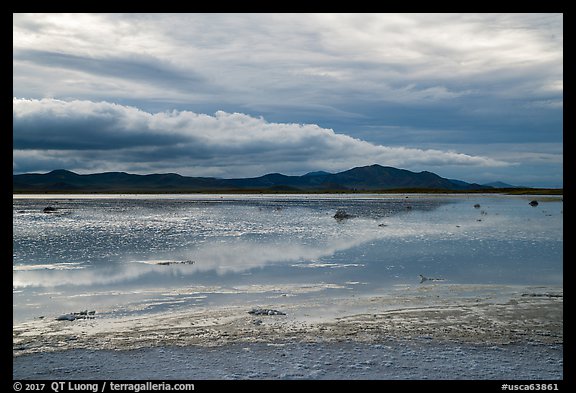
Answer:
[529,200,539,207]
[334,209,354,220]
[419,274,445,284]
[155,260,195,266]
[43,206,58,213]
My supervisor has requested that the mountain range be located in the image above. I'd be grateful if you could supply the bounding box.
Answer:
[13,164,512,193]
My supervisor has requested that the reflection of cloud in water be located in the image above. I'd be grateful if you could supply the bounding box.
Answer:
[11,211,493,290]
[14,202,547,290]
[12,223,385,289]
[14,264,158,289]
[292,262,365,268]
[13,262,85,271]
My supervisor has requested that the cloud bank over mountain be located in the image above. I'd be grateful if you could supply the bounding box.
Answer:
[13,98,509,179]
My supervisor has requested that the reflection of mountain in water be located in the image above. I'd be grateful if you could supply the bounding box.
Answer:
[218,197,451,220]
[319,198,449,220]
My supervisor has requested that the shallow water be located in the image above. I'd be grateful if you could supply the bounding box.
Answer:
[13,194,563,324]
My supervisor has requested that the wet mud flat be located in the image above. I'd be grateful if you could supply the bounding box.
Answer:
[13,284,563,380]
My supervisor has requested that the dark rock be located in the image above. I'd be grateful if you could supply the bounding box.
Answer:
[419,274,445,284]
[56,314,76,321]
[155,260,195,266]
[521,293,562,298]
[43,206,58,213]
[334,209,354,220]
[248,308,286,316]
[56,310,96,321]
[474,204,481,209]
[529,200,539,207]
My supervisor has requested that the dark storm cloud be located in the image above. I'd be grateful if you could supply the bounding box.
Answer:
[13,99,189,150]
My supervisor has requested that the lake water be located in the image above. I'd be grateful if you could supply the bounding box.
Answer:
[13,194,563,324]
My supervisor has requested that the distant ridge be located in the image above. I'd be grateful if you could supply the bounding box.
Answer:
[303,171,332,177]
[13,164,494,193]
[482,181,522,189]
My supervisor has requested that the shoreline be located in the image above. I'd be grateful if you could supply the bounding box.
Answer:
[14,284,563,356]
[13,283,563,379]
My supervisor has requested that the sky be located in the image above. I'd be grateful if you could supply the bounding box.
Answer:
[13,13,563,187]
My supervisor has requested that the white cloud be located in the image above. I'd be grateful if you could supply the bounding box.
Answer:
[13,98,509,177]
[12,13,562,110]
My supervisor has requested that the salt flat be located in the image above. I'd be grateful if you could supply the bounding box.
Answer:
[13,283,562,379]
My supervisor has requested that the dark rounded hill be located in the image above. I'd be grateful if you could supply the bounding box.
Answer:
[13,164,492,192]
